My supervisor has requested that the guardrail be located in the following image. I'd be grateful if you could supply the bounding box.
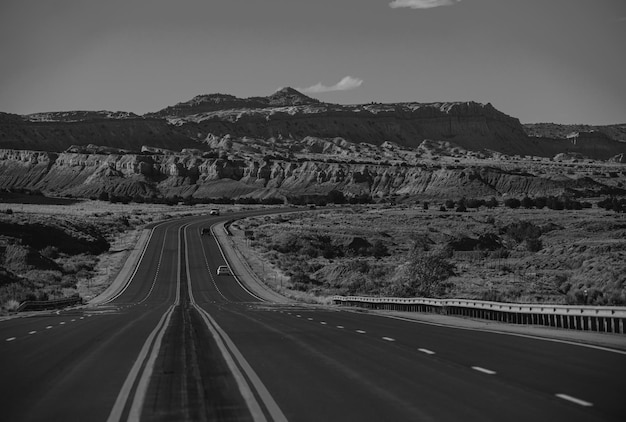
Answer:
[17,296,83,312]
[332,295,626,335]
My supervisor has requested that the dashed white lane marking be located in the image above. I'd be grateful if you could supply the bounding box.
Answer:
[80,317,85,320]
[472,366,497,375]
[6,337,16,342]
[382,337,395,342]
[59,322,66,325]
[307,318,314,321]
[296,315,301,318]
[320,322,327,325]
[46,326,53,329]
[418,348,436,355]
[356,330,366,334]
[337,325,344,329]
[556,394,593,407]
[28,331,37,335]
[71,319,76,322]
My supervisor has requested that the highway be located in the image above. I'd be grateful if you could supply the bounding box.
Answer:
[1,211,625,421]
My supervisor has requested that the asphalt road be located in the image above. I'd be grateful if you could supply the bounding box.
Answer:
[1,211,625,421]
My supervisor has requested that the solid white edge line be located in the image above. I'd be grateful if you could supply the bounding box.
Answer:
[377,314,626,356]
[136,228,171,305]
[472,366,497,375]
[185,224,286,422]
[556,393,593,407]
[98,225,159,305]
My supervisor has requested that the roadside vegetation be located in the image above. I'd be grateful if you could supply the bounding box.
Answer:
[232,201,626,306]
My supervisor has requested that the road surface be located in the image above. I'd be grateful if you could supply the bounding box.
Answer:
[1,211,624,421]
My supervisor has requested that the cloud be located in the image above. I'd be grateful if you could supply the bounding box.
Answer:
[389,0,462,9]
[299,76,364,94]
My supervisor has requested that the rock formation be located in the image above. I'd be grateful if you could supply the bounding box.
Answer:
[1,88,624,201]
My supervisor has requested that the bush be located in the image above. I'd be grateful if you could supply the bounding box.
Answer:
[371,240,389,258]
[40,245,60,260]
[485,197,498,208]
[402,250,455,297]
[521,196,534,209]
[525,238,543,252]
[504,198,521,209]
[504,221,541,242]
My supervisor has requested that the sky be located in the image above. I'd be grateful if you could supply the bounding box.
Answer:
[1,0,625,124]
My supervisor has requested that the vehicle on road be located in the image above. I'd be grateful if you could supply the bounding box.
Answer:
[216,265,230,275]
[201,228,210,235]
[209,209,220,215]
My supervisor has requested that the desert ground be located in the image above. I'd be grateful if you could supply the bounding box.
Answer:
[229,203,626,306]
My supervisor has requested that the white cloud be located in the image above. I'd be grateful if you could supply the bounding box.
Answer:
[299,76,364,94]
[389,0,462,9]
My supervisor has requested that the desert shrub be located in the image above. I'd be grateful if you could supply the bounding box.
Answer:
[504,198,521,209]
[525,238,543,252]
[445,199,455,209]
[546,196,564,210]
[598,197,626,213]
[485,197,498,208]
[455,204,467,212]
[466,198,485,209]
[503,221,541,242]
[521,196,534,209]
[534,196,547,209]
[40,245,60,260]
[371,240,389,258]
[327,190,346,204]
[60,274,77,289]
[396,250,455,297]
[3,299,20,311]
[489,248,510,259]
[422,201,429,210]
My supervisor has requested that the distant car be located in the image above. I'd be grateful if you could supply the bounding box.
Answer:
[209,209,220,215]
[201,228,210,236]
[216,265,230,275]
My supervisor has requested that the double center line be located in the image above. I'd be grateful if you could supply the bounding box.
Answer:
[107,221,285,422]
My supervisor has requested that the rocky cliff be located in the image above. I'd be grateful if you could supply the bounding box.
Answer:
[1,88,625,202]
[2,88,625,160]
[0,148,622,201]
